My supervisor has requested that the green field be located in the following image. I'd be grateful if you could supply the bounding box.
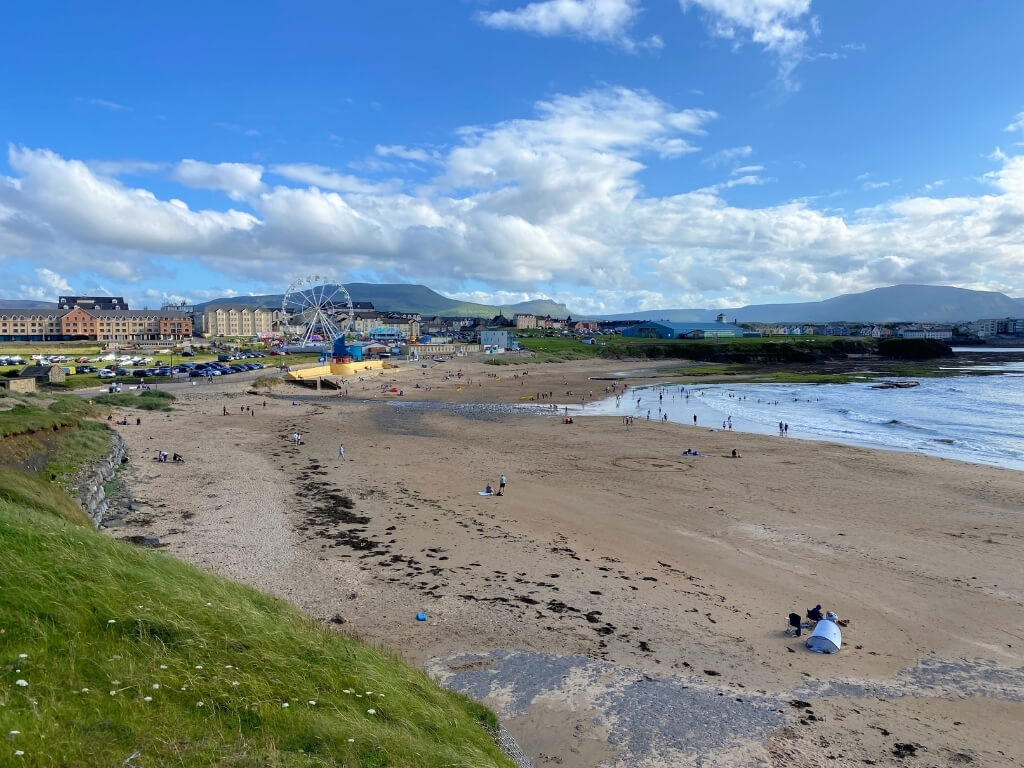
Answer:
[0,398,515,767]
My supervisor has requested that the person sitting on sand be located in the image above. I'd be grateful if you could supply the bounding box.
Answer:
[172,453,184,463]
[731,449,742,458]
[485,484,493,495]
[807,604,824,623]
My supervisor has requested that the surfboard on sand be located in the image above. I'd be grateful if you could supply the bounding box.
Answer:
[478,491,493,496]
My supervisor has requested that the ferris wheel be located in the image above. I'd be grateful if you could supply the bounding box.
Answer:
[281,275,353,347]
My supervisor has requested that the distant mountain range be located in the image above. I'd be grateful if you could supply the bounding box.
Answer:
[598,285,1024,324]
[1,283,1022,323]
[196,283,573,319]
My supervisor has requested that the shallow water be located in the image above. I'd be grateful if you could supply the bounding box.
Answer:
[579,368,1024,472]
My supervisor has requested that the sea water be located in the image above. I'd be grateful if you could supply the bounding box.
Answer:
[580,360,1024,472]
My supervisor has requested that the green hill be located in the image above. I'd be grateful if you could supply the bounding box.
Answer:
[0,396,514,768]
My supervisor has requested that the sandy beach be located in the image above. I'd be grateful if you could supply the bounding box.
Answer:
[103,357,1024,767]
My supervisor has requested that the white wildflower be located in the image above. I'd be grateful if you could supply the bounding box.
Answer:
[224,665,233,669]
[17,654,27,659]
[143,696,152,702]
[152,684,160,690]
[365,691,372,695]
[195,665,203,669]
[159,665,167,669]
[109,690,117,696]
[231,681,239,686]
[308,700,316,705]
[367,708,376,715]
[347,738,355,743]
[196,701,204,707]
[111,680,121,685]
[356,694,362,698]
[205,602,212,606]
[342,689,352,694]
[14,680,27,687]
[14,750,24,756]
[282,702,289,708]
[8,730,20,736]
[81,688,90,693]
[107,619,116,624]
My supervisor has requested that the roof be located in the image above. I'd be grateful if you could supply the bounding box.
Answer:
[19,364,60,377]
[203,304,279,312]
[0,309,68,318]
[89,309,191,318]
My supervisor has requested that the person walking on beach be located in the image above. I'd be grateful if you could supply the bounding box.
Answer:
[338,444,345,460]
[498,474,506,496]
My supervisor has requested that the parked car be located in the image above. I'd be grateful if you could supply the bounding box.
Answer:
[76,365,96,374]
[98,369,116,379]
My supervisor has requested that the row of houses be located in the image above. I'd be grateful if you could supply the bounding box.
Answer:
[0,297,192,343]
[512,313,599,332]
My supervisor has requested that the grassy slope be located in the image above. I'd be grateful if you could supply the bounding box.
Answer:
[0,434,513,768]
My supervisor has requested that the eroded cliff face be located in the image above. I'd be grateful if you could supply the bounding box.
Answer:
[0,425,74,474]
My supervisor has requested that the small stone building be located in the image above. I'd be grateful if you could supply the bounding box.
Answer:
[0,377,36,393]
[19,364,66,384]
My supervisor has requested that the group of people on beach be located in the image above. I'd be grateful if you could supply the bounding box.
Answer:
[483,475,508,496]
[154,450,184,463]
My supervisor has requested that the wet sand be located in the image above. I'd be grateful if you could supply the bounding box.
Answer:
[104,357,1024,767]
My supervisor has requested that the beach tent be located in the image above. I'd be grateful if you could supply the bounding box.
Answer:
[805,619,842,653]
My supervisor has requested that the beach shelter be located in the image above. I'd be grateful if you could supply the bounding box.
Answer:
[805,619,842,653]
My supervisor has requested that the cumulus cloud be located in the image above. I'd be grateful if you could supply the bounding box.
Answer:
[703,145,753,166]
[1005,112,1024,132]
[681,0,816,88]
[2,90,1024,311]
[172,160,266,200]
[479,0,660,50]
[269,163,398,194]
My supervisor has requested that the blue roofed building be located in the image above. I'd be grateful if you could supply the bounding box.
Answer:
[621,320,749,340]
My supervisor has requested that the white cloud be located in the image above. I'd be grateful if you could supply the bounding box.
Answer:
[172,160,265,200]
[479,0,660,51]
[2,146,258,257]
[269,163,397,194]
[3,88,1024,309]
[1005,112,1024,133]
[87,160,168,177]
[87,98,131,111]
[703,145,753,166]
[681,0,816,88]
[862,178,898,191]
[374,145,442,164]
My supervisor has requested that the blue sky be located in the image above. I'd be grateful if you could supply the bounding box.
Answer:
[1,0,1023,313]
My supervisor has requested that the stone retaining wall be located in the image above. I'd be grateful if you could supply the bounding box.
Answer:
[72,430,128,525]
